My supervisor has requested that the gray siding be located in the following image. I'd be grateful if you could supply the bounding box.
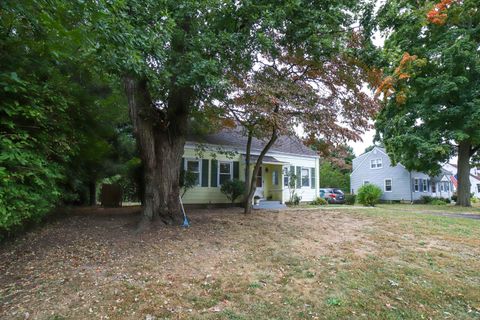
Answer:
[350,147,431,201]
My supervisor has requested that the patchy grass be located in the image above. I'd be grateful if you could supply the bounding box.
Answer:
[0,205,479,319]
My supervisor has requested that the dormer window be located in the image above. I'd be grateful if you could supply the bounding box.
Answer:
[370,158,383,169]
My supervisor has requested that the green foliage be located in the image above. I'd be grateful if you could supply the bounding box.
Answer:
[286,194,302,207]
[421,196,451,205]
[375,0,480,176]
[181,170,199,198]
[311,197,328,206]
[0,0,132,236]
[357,184,382,207]
[431,199,447,206]
[220,179,245,204]
[319,162,350,192]
[345,194,356,205]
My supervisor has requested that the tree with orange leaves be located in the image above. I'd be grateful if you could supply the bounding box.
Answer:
[375,0,480,206]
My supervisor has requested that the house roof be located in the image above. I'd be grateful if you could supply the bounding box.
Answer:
[187,126,318,157]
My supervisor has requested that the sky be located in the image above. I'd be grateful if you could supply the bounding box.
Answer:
[351,129,376,156]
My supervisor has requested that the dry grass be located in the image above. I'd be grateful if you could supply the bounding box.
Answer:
[0,205,479,319]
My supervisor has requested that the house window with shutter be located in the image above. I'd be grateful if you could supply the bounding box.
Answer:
[218,161,232,186]
[422,179,427,192]
[301,167,310,187]
[414,178,419,192]
[185,159,201,186]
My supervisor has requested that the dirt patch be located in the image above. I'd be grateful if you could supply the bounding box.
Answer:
[0,206,479,319]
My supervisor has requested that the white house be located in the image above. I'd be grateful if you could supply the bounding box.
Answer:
[442,163,480,198]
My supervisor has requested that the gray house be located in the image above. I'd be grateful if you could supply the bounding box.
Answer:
[350,147,454,201]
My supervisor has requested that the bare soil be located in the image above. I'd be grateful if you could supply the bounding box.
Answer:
[0,206,479,319]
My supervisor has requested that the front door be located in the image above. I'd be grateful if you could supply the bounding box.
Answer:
[254,166,264,199]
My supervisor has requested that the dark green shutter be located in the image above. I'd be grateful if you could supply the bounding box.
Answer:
[211,160,218,187]
[233,161,239,180]
[310,167,316,189]
[296,166,301,188]
[201,159,209,187]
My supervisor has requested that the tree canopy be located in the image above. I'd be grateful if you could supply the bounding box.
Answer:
[375,0,480,206]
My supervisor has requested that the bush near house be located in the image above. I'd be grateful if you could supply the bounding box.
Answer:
[310,197,328,206]
[345,194,356,205]
[286,194,302,206]
[357,184,382,207]
[431,199,447,205]
[220,179,245,204]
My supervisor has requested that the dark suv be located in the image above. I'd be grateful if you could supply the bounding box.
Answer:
[319,188,345,204]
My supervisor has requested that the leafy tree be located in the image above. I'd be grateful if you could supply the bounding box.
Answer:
[220,179,245,204]
[0,0,132,236]
[85,0,380,223]
[375,0,480,206]
[319,162,350,193]
[0,0,88,235]
[227,31,378,213]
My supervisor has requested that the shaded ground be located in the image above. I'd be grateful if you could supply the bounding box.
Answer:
[1,205,479,319]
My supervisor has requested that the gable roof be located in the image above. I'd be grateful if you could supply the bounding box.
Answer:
[186,126,318,157]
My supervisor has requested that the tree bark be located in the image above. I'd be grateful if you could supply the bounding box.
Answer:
[88,179,96,206]
[243,131,253,205]
[244,127,278,214]
[456,140,471,207]
[123,76,189,229]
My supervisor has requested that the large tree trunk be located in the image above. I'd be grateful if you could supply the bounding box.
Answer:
[123,76,189,229]
[244,127,278,214]
[456,141,471,207]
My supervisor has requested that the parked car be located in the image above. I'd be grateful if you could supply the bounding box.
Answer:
[319,188,345,204]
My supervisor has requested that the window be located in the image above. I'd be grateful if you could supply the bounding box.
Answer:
[432,183,436,193]
[301,168,310,187]
[185,159,201,186]
[385,179,392,192]
[445,182,450,192]
[440,182,444,191]
[370,158,383,169]
[272,170,279,186]
[363,180,370,185]
[477,184,480,193]
[414,178,419,192]
[422,179,427,192]
[283,167,289,187]
[218,161,232,186]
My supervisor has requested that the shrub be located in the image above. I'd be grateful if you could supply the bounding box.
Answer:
[420,195,433,204]
[357,184,382,206]
[471,197,479,204]
[286,194,302,206]
[451,194,457,202]
[220,179,245,204]
[180,170,198,197]
[345,194,356,205]
[311,197,328,206]
[431,198,447,205]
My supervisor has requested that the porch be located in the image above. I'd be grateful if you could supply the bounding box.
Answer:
[247,155,288,204]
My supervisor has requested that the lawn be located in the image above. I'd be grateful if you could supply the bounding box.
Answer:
[0,205,479,319]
